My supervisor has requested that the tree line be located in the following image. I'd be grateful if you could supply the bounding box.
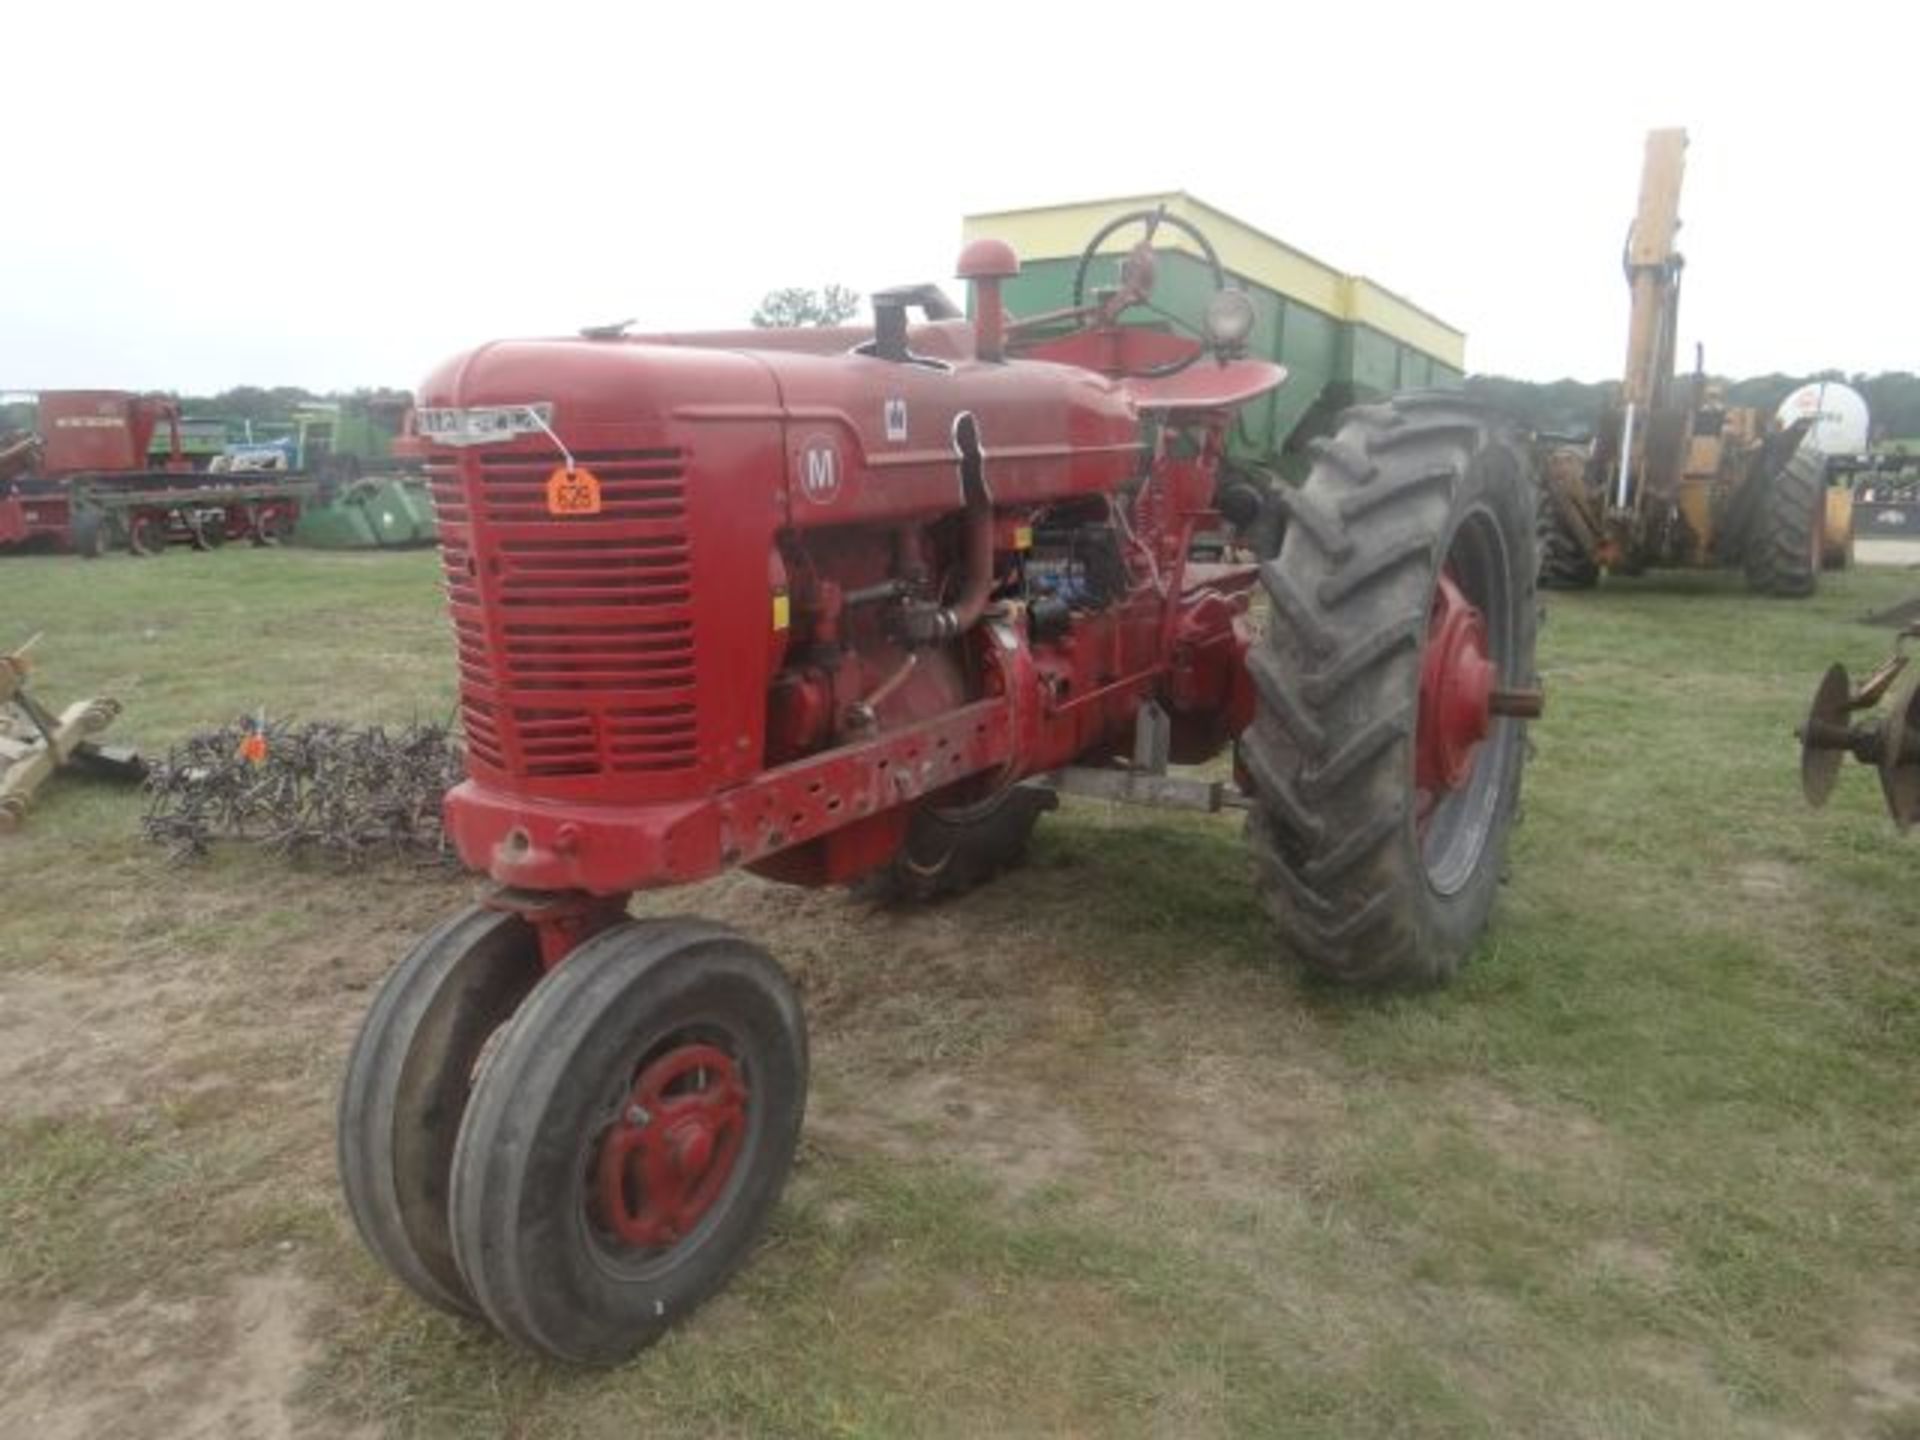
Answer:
[12,366,1915,450]
[1464,371,1920,445]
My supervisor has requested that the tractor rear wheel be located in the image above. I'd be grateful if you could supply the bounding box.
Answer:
[1744,444,1824,597]
[337,905,544,1318]
[859,787,1056,902]
[448,919,806,1364]
[1241,393,1539,987]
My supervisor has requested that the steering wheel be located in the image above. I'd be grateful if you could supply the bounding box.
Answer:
[1070,207,1229,378]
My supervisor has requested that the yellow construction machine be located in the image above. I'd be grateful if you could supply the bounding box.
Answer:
[1538,129,1840,595]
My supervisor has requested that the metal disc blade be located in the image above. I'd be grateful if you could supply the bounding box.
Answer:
[1801,663,1851,808]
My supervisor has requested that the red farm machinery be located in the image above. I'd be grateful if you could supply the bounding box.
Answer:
[339,208,1545,1362]
[0,391,311,555]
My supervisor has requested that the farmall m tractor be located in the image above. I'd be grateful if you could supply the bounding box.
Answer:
[340,211,1544,1362]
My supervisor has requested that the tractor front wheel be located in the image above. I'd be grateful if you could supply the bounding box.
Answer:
[337,906,544,1317]
[1241,393,1539,987]
[448,919,807,1364]
[1744,444,1824,597]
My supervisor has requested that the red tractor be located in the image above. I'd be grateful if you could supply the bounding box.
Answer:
[340,214,1544,1363]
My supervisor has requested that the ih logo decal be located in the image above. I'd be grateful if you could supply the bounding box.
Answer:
[797,435,843,506]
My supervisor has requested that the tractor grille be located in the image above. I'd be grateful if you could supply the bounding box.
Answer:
[433,448,701,783]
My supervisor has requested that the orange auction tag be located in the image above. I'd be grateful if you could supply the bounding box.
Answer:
[546,466,602,516]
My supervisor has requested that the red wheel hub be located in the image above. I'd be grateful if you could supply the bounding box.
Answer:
[594,1043,748,1248]
[1416,571,1497,797]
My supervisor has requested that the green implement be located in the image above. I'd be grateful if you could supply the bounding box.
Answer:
[293,474,438,549]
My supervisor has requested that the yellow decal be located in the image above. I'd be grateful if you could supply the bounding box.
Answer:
[772,593,791,631]
[1013,524,1033,551]
[546,466,602,516]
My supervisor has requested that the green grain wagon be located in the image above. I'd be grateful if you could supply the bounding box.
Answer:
[963,192,1464,480]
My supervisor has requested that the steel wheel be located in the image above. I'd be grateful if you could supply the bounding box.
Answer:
[337,905,544,1317]
[128,512,169,556]
[449,918,806,1364]
[190,509,229,550]
[251,504,292,546]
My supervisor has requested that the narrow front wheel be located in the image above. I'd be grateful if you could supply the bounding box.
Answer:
[337,906,544,1316]
[449,919,807,1364]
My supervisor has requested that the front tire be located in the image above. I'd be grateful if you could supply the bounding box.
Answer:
[449,919,807,1364]
[337,906,543,1317]
[1240,393,1539,987]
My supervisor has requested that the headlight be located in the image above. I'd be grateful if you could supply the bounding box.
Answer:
[1204,288,1256,349]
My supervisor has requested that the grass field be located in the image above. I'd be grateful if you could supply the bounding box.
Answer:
[1,548,1917,1439]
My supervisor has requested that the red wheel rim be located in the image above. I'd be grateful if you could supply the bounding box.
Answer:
[1415,568,1498,821]
[592,1043,748,1249]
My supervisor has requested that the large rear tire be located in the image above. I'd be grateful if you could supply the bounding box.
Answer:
[1241,393,1539,987]
[1744,445,1824,598]
[449,919,807,1364]
[337,906,544,1317]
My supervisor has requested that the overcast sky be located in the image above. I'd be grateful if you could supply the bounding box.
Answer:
[3,1,1911,395]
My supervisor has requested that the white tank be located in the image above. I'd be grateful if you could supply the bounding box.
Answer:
[1776,381,1870,455]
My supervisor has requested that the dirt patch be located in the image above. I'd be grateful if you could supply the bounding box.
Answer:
[1586,1236,1675,1290]
[0,1269,322,1440]
[1733,860,1803,904]
[0,967,248,1120]
[1440,1076,1616,1173]
[812,1068,1093,1199]
[1845,1320,1920,1417]
[178,1271,316,1440]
